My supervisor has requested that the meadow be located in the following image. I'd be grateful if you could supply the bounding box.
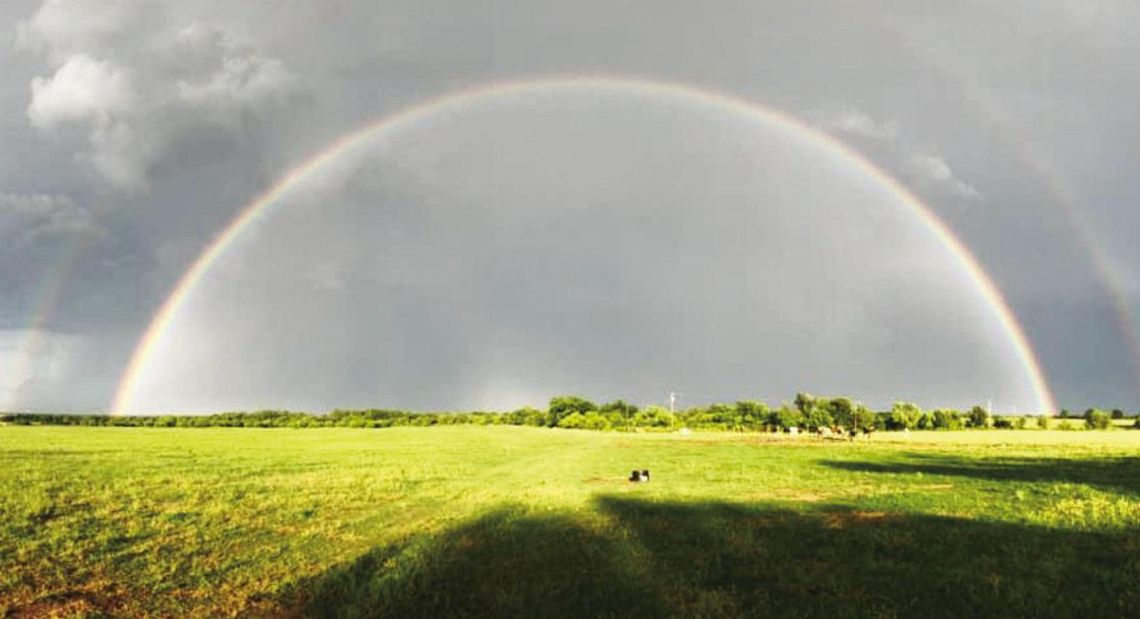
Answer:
[2,425,1139,617]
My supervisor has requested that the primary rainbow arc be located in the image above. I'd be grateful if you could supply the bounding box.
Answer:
[111,75,1058,415]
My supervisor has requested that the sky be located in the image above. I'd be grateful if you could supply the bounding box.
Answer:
[1,0,1137,414]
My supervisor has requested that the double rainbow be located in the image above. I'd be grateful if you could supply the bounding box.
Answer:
[110,76,1059,414]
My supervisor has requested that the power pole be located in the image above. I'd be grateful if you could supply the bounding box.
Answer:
[669,391,677,414]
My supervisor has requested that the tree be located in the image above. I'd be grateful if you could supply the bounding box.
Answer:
[705,403,737,427]
[506,407,541,425]
[932,409,964,430]
[794,392,816,416]
[805,403,834,431]
[599,400,638,419]
[888,402,922,430]
[795,393,833,431]
[852,405,876,433]
[771,404,803,431]
[734,401,769,430]
[548,396,597,427]
[967,405,989,429]
[1111,409,1124,420]
[827,398,856,431]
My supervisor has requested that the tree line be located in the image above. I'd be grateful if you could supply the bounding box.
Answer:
[2,394,1135,432]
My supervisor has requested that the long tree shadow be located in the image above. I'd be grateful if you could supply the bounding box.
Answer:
[821,453,1140,496]
[282,498,1140,618]
[281,506,668,619]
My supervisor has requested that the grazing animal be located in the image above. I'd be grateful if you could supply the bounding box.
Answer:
[629,469,651,482]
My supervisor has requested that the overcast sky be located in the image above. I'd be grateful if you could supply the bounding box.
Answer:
[2,0,1137,413]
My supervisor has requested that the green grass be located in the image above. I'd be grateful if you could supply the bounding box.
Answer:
[2,426,1139,617]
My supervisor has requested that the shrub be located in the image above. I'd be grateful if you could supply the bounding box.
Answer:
[1085,410,1111,430]
[556,412,586,429]
[1037,415,1049,429]
[633,406,676,429]
[992,417,1013,429]
[580,412,611,431]
[553,412,610,430]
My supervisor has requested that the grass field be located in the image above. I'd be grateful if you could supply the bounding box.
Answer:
[2,426,1139,617]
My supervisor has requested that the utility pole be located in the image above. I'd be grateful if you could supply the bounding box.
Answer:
[669,391,677,414]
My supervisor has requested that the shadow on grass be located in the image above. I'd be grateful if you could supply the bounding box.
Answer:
[822,453,1140,496]
[282,497,1140,618]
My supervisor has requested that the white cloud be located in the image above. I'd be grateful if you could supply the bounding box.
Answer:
[830,108,898,140]
[818,107,982,204]
[28,54,134,130]
[15,0,150,63]
[908,152,952,182]
[907,153,981,201]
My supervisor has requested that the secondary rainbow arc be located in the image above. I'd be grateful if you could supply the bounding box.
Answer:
[111,75,1058,415]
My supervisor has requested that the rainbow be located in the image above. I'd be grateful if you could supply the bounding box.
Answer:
[2,233,91,412]
[111,75,1058,415]
[883,23,1140,397]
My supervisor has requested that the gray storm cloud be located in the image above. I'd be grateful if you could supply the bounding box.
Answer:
[2,0,1138,412]
[19,0,298,191]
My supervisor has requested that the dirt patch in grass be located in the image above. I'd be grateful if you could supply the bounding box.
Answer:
[10,588,125,619]
[823,510,894,528]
